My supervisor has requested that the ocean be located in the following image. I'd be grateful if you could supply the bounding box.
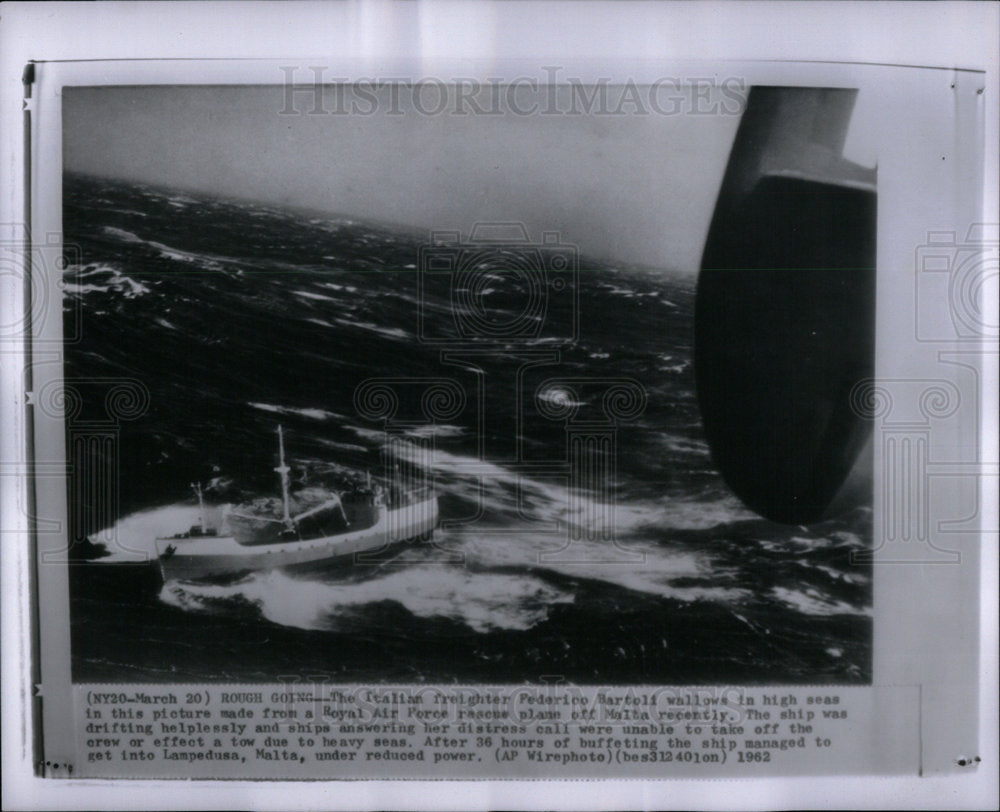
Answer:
[63,172,872,685]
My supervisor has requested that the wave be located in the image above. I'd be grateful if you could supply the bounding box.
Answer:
[87,424,800,631]
[160,565,575,633]
[292,289,340,303]
[318,282,359,293]
[313,437,370,454]
[536,386,588,409]
[106,207,149,218]
[248,402,345,421]
[87,503,211,561]
[770,586,872,618]
[101,225,241,271]
[656,355,690,374]
[83,400,865,636]
[383,435,753,533]
[656,431,710,457]
[402,425,465,440]
[448,528,751,605]
[63,264,151,298]
[102,226,144,244]
[598,284,666,301]
[332,316,410,341]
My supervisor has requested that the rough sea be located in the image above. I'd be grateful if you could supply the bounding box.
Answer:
[63,173,872,685]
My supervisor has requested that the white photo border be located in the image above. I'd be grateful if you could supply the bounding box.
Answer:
[2,2,997,810]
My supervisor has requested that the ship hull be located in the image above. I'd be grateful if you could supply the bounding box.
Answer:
[155,497,438,582]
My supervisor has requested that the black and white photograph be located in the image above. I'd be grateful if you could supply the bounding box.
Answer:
[60,81,875,686]
[1,0,996,807]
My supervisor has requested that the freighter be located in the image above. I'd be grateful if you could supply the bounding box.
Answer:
[155,425,438,582]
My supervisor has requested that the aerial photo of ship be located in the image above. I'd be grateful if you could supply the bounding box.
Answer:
[62,84,873,685]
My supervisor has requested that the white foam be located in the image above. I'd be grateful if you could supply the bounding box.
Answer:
[333,317,409,341]
[101,225,239,270]
[248,402,343,421]
[657,433,710,456]
[402,425,465,440]
[319,283,359,293]
[89,503,216,562]
[345,425,386,442]
[103,226,144,243]
[453,529,748,605]
[292,289,339,302]
[536,387,587,408]
[385,436,752,533]
[771,586,871,617]
[163,566,575,633]
[813,563,869,585]
[313,437,369,454]
[63,264,150,298]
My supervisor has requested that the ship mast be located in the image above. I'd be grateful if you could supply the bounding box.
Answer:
[275,424,293,529]
[191,481,205,532]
